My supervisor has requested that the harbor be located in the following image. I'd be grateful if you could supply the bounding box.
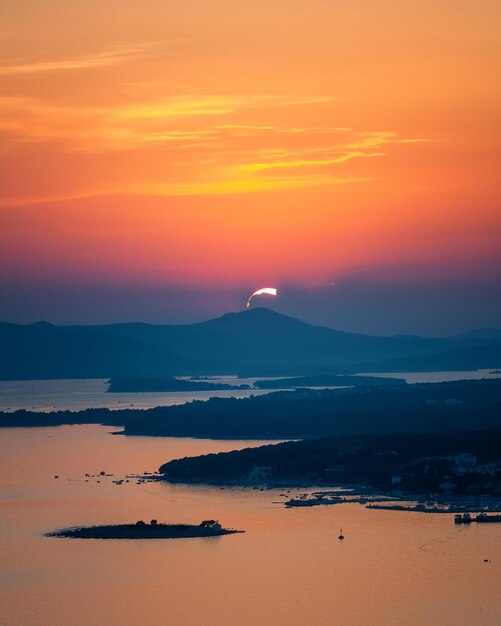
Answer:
[281,490,501,517]
[454,513,501,524]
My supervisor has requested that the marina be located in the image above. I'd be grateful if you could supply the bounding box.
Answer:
[455,513,501,524]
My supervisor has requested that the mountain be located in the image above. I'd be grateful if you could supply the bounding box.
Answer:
[0,308,499,380]
[358,344,501,373]
[456,328,501,341]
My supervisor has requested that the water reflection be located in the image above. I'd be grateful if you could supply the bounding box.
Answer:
[0,425,500,626]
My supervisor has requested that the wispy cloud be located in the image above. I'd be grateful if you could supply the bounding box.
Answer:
[0,44,147,76]
[123,175,373,197]
[240,151,384,173]
[347,131,430,149]
[116,96,269,120]
[115,95,335,120]
[0,92,429,199]
[0,94,345,150]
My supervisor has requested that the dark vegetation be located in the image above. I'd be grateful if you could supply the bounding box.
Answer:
[1,308,499,380]
[3,379,499,441]
[253,374,407,389]
[159,428,501,495]
[121,379,501,438]
[107,376,250,393]
[0,408,126,428]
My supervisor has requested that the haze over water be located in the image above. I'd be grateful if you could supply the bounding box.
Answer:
[1,425,500,626]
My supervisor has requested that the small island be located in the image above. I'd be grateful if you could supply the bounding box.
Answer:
[46,519,243,539]
[107,376,250,393]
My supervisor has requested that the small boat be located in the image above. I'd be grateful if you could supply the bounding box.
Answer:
[338,528,344,540]
[454,513,472,524]
[285,496,342,508]
[475,513,501,523]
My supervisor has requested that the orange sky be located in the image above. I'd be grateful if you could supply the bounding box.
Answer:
[1,0,500,296]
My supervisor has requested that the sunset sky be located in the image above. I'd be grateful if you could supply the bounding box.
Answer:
[1,0,500,334]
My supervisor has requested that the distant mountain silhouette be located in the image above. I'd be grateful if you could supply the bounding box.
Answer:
[0,308,499,380]
[359,344,501,373]
[456,328,501,341]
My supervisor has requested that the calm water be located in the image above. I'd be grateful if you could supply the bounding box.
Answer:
[0,377,274,413]
[1,370,499,412]
[1,426,500,626]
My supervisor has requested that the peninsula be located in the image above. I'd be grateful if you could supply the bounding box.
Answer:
[159,427,501,495]
[2,379,500,438]
[253,374,406,389]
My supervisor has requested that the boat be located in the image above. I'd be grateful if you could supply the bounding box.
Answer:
[454,513,473,524]
[475,513,501,523]
[45,519,244,539]
[285,496,343,508]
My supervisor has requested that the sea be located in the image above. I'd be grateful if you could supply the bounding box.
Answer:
[0,369,500,413]
[1,371,500,625]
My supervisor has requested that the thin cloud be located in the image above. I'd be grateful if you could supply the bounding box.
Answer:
[0,95,346,150]
[124,175,373,197]
[115,95,336,120]
[347,131,430,150]
[0,92,429,199]
[0,44,148,76]
[240,151,384,173]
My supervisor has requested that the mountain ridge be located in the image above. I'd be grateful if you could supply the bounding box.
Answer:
[0,308,499,380]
